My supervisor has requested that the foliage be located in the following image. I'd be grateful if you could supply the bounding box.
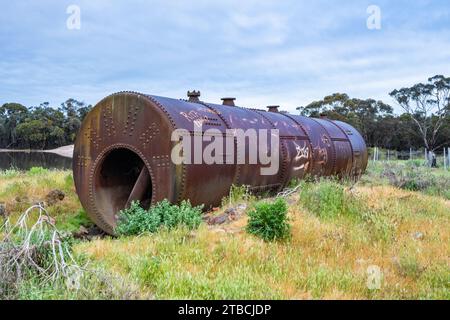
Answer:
[27,166,49,176]
[116,200,203,236]
[299,75,450,151]
[1,75,449,152]
[0,99,92,149]
[246,198,291,242]
[301,93,394,147]
[390,75,450,151]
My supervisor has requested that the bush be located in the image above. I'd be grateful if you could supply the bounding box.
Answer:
[246,198,291,242]
[27,166,49,176]
[115,200,203,236]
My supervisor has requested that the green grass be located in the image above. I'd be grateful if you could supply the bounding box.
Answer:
[0,168,20,178]
[362,160,450,200]
[1,161,449,300]
[57,209,92,232]
[298,179,359,220]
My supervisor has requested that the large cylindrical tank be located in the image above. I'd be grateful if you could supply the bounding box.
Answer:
[73,91,368,234]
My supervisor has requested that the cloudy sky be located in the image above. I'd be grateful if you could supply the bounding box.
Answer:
[1,0,449,113]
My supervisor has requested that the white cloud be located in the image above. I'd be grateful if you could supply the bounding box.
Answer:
[1,0,449,115]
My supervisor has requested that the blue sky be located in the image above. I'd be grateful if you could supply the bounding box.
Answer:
[1,0,449,113]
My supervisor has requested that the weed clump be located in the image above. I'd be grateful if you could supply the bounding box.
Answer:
[298,179,396,241]
[246,198,291,242]
[221,184,252,207]
[115,200,203,236]
[395,252,424,279]
[299,180,361,219]
[27,167,49,176]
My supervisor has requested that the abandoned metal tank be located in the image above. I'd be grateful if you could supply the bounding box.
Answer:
[73,91,368,234]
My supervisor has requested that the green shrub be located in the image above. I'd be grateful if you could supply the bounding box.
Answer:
[116,200,203,236]
[27,167,49,176]
[246,198,291,242]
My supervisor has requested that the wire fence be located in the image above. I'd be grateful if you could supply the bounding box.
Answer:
[369,147,450,170]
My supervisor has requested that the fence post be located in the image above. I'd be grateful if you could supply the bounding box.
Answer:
[447,147,450,170]
[444,148,447,171]
[448,148,450,169]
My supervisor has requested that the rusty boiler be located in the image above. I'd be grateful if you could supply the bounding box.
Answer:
[73,91,368,234]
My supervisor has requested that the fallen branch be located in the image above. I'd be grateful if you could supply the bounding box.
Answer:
[0,204,83,297]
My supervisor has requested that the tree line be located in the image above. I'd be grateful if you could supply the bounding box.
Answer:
[0,99,91,149]
[300,75,450,151]
[1,75,449,151]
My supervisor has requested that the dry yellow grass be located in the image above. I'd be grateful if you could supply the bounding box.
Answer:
[0,169,83,230]
[75,184,449,299]
[2,167,448,299]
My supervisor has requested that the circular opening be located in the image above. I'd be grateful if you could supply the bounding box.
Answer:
[93,148,152,224]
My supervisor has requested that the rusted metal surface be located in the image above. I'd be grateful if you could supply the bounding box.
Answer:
[73,91,368,234]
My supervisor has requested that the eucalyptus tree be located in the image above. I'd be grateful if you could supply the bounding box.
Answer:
[300,93,394,148]
[390,75,450,151]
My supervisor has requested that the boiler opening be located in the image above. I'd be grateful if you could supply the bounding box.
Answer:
[94,148,152,223]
